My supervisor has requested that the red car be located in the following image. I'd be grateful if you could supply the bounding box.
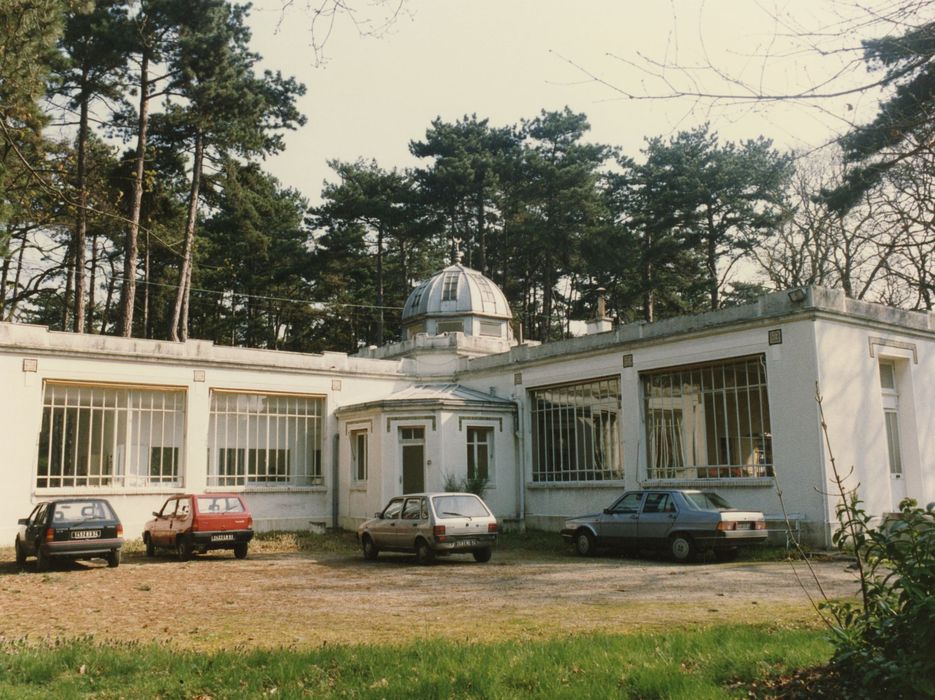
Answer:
[143,494,253,561]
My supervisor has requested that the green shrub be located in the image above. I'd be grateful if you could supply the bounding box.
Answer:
[821,496,935,698]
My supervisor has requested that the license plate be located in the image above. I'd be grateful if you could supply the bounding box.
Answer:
[72,530,101,539]
[735,523,752,530]
[459,539,478,547]
[212,533,234,542]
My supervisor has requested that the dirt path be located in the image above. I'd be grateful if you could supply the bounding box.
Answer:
[0,550,858,650]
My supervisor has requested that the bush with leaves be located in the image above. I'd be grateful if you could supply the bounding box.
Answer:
[442,473,489,497]
[820,496,935,697]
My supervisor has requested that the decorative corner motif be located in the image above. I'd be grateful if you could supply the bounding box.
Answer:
[193,369,206,382]
[621,354,634,368]
[22,358,38,373]
[767,329,783,346]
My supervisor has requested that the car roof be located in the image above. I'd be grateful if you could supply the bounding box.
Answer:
[395,492,480,498]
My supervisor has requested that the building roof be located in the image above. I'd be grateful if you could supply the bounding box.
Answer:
[401,263,512,323]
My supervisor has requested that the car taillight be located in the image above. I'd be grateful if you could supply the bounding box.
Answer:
[716,521,737,531]
[755,520,766,530]
[45,528,55,542]
[433,525,446,541]
[116,524,123,537]
[488,522,498,533]
[247,516,253,529]
[192,520,200,532]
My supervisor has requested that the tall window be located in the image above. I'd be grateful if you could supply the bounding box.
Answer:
[441,272,459,301]
[530,377,622,482]
[466,427,493,481]
[208,391,323,487]
[351,430,368,482]
[37,382,186,489]
[642,355,772,480]
[880,361,902,476]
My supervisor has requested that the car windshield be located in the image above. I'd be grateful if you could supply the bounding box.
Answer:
[52,500,114,523]
[683,492,733,511]
[197,496,245,514]
[432,495,489,518]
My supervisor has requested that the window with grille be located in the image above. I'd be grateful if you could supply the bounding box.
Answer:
[642,355,772,480]
[437,320,464,334]
[36,382,186,489]
[441,273,459,301]
[475,276,497,306]
[208,391,323,487]
[479,321,501,337]
[530,377,622,482]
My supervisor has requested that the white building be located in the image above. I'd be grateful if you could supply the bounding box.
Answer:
[1,264,933,547]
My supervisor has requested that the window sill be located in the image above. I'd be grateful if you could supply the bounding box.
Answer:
[35,486,186,496]
[209,485,327,494]
[640,478,775,489]
[527,481,626,490]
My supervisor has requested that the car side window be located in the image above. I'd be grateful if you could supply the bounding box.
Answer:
[401,498,422,520]
[160,499,177,518]
[611,493,643,514]
[176,498,192,517]
[383,499,403,519]
[420,498,429,520]
[32,503,48,526]
[642,493,671,514]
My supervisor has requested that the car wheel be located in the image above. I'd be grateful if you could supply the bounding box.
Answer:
[14,539,26,568]
[106,549,120,568]
[361,535,379,561]
[415,539,435,565]
[472,547,492,563]
[233,542,248,559]
[574,529,597,557]
[670,533,696,563]
[176,537,193,562]
[36,546,50,573]
[144,535,155,558]
[714,547,739,563]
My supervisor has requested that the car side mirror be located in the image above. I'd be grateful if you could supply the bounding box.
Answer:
[17,518,28,525]
[152,511,161,518]
[374,512,383,519]
[603,508,613,515]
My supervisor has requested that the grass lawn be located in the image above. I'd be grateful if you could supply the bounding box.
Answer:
[0,625,831,699]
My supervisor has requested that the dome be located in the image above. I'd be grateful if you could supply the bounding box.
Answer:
[401,263,514,342]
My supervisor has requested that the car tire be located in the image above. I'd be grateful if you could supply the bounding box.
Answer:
[670,533,696,563]
[574,529,597,557]
[714,547,739,563]
[361,535,379,561]
[176,537,193,562]
[233,542,248,559]
[106,549,120,568]
[144,535,155,558]
[472,547,492,563]
[14,539,26,568]
[36,546,50,573]
[415,539,435,565]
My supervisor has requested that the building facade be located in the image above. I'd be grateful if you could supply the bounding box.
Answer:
[1,269,933,547]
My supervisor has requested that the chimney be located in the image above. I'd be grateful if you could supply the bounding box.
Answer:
[586,287,613,335]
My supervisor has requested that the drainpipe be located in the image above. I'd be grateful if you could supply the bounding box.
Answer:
[515,402,525,528]
[332,433,340,530]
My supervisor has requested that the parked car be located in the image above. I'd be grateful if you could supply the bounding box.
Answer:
[143,493,253,561]
[14,498,123,571]
[357,492,498,564]
[561,489,767,562]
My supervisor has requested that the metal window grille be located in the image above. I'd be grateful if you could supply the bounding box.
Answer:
[530,377,622,482]
[642,355,773,480]
[208,391,323,487]
[441,273,459,301]
[37,382,186,489]
[466,427,492,480]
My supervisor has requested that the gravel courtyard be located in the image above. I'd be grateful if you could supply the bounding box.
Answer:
[0,545,859,650]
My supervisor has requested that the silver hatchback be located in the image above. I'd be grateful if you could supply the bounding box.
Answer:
[357,492,498,564]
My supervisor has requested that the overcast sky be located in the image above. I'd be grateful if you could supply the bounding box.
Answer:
[248,0,888,205]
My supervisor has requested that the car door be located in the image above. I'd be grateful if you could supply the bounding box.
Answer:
[398,497,427,549]
[170,496,194,539]
[369,498,403,548]
[151,498,178,546]
[636,492,678,546]
[597,492,644,546]
[23,503,49,555]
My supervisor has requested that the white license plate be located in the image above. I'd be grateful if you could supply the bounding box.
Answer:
[459,539,478,547]
[72,530,101,539]
[212,534,234,542]
[735,523,752,530]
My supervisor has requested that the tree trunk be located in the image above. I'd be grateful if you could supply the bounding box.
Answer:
[121,50,150,338]
[143,229,150,338]
[375,226,384,345]
[475,187,486,274]
[62,236,75,331]
[88,230,98,331]
[73,85,90,333]
[705,207,719,310]
[101,256,116,334]
[170,131,204,342]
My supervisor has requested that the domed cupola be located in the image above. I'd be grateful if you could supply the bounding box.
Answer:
[401,253,513,342]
